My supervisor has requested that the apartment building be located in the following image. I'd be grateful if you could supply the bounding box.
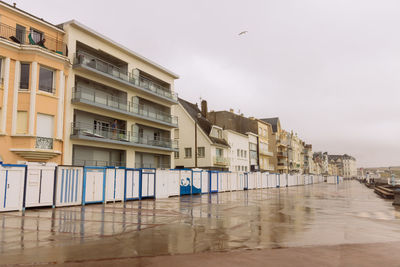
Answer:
[313,152,329,175]
[261,117,288,174]
[303,144,314,174]
[288,132,304,174]
[328,154,357,178]
[256,119,275,172]
[61,21,179,168]
[174,98,230,170]
[0,2,69,164]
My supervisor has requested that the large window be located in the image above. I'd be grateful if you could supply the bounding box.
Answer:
[30,28,44,43]
[16,24,26,43]
[39,67,54,93]
[185,147,192,158]
[20,63,30,90]
[174,151,179,159]
[197,147,205,158]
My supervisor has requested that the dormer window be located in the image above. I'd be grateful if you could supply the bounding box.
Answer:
[210,126,222,139]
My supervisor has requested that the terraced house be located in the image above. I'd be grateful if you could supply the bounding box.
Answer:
[61,20,179,168]
[0,2,69,164]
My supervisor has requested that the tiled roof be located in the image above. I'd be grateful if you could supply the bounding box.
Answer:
[178,98,229,147]
[260,117,279,132]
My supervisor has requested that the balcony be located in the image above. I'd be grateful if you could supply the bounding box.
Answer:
[73,51,177,103]
[260,150,274,157]
[277,139,288,147]
[10,136,61,160]
[213,156,230,166]
[71,122,178,151]
[35,137,53,149]
[73,159,126,167]
[0,23,67,55]
[277,151,288,158]
[72,86,178,127]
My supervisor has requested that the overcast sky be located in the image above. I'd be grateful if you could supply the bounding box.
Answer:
[11,0,400,167]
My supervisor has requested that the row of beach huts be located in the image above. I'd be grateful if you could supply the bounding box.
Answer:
[0,162,343,212]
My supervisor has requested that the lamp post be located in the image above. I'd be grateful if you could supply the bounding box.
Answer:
[194,113,201,168]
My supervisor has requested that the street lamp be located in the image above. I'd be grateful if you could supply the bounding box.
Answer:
[195,112,201,168]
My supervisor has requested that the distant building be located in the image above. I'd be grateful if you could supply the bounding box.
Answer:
[328,154,357,178]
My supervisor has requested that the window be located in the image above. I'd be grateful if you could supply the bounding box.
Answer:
[237,149,240,157]
[16,111,28,134]
[216,148,223,157]
[174,151,179,159]
[39,67,54,93]
[20,63,30,90]
[263,129,267,137]
[30,28,44,43]
[16,24,26,43]
[174,128,179,139]
[241,150,244,157]
[197,147,205,158]
[36,113,54,138]
[244,150,247,158]
[185,147,192,158]
[259,127,262,135]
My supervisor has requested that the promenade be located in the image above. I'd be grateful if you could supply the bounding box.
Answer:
[1,181,399,266]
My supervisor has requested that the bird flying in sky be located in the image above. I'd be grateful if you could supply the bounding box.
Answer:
[238,31,248,36]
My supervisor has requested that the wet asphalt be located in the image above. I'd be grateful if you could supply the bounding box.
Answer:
[0,180,399,266]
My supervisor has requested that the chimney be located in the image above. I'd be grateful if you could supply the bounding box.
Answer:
[13,2,16,7]
[201,100,208,118]
[229,108,234,113]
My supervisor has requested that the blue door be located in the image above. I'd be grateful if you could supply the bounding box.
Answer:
[179,170,192,196]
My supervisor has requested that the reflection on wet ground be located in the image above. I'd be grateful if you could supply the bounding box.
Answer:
[0,181,399,265]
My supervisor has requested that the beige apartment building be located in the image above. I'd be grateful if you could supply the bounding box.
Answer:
[61,21,179,168]
[288,132,304,174]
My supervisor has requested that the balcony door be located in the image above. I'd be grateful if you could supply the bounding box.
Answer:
[37,114,54,138]
[36,114,54,149]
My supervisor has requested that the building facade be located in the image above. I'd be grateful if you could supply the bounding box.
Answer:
[288,132,304,174]
[62,20,179,168]
[207,109,260,171]
[256,120,275,172]
[0,2,69,164]
[224,129,250,172]
[173,99,230,171]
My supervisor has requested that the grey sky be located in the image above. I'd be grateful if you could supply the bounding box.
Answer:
[12,0,400,167]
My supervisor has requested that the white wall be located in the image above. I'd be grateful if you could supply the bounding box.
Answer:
[224,130,250,172]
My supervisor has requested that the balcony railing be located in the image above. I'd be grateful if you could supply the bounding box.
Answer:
[0,23,67,55]
[71,122,178,150]
[35,137,53,149]
[213,156,229,166]
[74,51,177,101]
[260,150,274,156]
[73,159,126,167]
[135,163,171,169]
[72,86,178,126]
[277,151,288,157]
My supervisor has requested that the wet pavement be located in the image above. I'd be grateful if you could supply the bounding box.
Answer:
[0,181,400,266]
